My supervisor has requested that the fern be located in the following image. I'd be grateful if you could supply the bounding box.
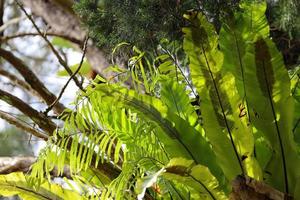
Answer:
[218,1,300,195]
[0,172,83,200]
[5,1,299,199]
[183,11,262,181]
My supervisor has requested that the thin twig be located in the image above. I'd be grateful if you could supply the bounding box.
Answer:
[44,37,89,115]
[0,32,81,44]
[0,0,5,38]
[0,16,26,32]
[0,48,66,114]
[0,89,56,135]
[0,110,49,140]
[16,0,84,91]
[0,110,35,127]
[0,69,40,97]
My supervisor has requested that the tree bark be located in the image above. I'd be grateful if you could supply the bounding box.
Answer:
[0,89,56,135]
[0,157,36,174]
[230,175,292,200]
[0,0,5,37]
[19,0,111,78]
[0,157,72,179]
[0,48,66,114]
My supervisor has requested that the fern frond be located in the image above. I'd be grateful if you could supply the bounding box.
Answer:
[0,172,84,200]
[87,83,223,181]
[136,158,228,200]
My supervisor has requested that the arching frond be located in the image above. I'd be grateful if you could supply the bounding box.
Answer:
[0,172,84,200]
[136,158,228,200]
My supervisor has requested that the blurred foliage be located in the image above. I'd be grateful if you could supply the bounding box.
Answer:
[57,60,91,77]
[268,0,300,38]
[52,37,76,50]
[267,0,300,68]
[0,126,32,156]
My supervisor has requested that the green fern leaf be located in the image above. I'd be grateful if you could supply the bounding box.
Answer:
[136,158,228,200]
[163,158,228,200]
[219,0,269,122]
[90,84,223,181]
[160,79,198,126]
[244,37,300,195]
[183,12,261,181]
[0,172,84,200]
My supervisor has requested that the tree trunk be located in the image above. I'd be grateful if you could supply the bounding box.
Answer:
[20,0,111,78]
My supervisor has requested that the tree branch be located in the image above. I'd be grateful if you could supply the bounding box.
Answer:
[0,157,36,174]
[44,37,89,114]
[0,0,5,38]
[0,91,121,180]
[0,89,56,135]
[0,48,66,114]
[19,0,85,41]
[0,110,49,140]
[0,69,40,98]
[16,0,84,91]
[0,16,25,33]
[0,156,72,179]
[0,32,82,44]
[0,89,121,180]
[19,0,111,79]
